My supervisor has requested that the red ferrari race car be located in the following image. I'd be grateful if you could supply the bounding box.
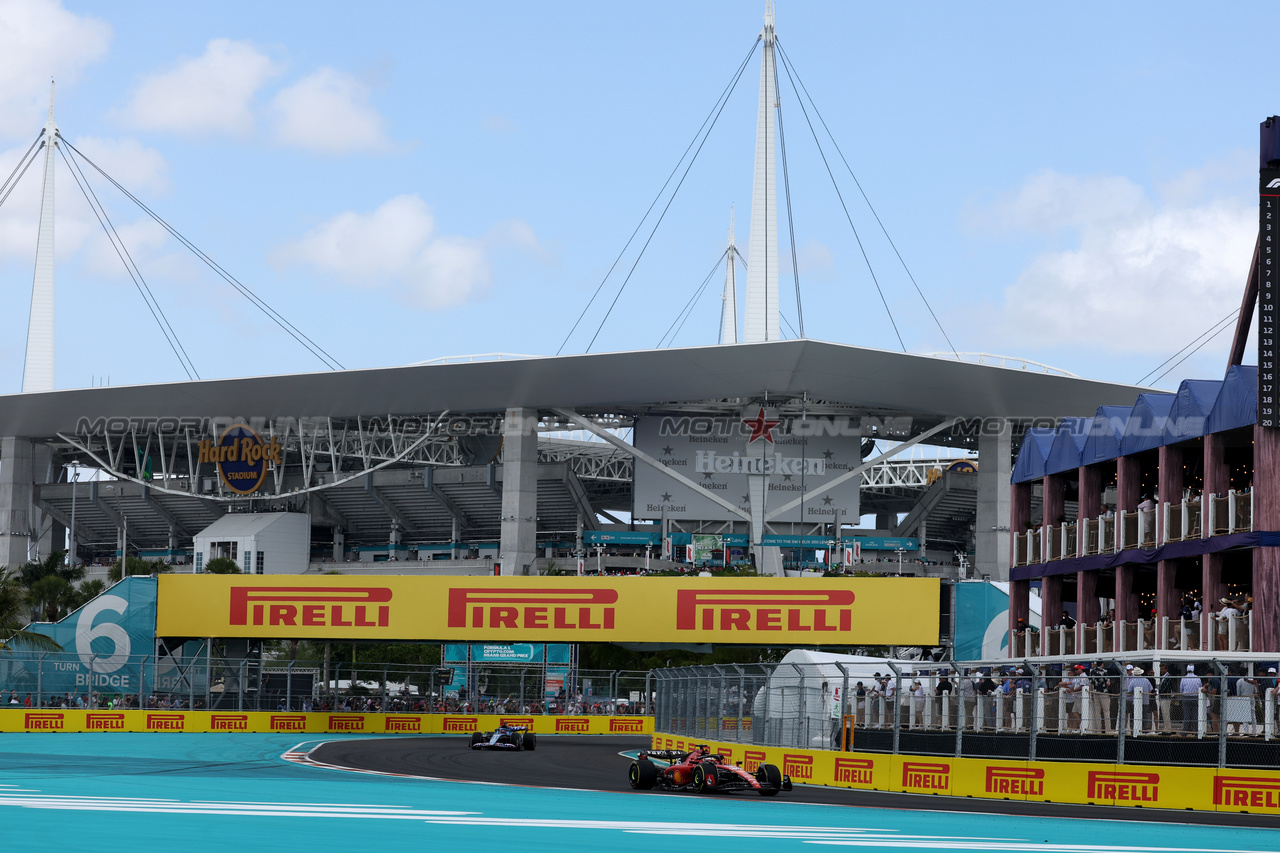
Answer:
[628,745,792,796]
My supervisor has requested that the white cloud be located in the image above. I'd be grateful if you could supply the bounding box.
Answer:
[122,38,280,136]
[70,136,169,195]
[272,194,544,309]
[480,113,516,134]
[270,67,388,154]
[0,0,111,138]
[976,167,1255,355]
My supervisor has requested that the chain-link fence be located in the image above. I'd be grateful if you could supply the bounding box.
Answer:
[653,657,1280,769]
[0,650,651,716]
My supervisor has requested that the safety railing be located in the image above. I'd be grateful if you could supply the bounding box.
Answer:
[0,651,652,716]
[1019,491,1254,567]
[653,658,1280,768]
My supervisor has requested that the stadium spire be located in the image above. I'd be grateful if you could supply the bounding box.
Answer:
[743,0,779,343]
[23,80,57,393]
[721,206,738,344]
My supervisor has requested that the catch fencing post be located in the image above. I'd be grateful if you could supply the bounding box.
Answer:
[887,661,902,755]
[951,663,964,757]
[1213,660,1228,768]
[732,664,746,741]
[836,662,850,750]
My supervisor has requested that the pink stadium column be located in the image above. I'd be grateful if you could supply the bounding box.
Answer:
[1203,432,1228,498]
[1040,574,1062,654]
[1116,455,1140,514]
[1157,445,1183,542]
[1008,578,1030,656]
[1115,563,1138,626]
[1201,553,1226,650]
[1253,424,1280,652]
[1155,446,1183,638]
[1011,480,1031,567]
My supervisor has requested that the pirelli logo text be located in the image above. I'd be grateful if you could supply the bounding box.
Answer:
[782,754,814,780]
[385,716,421,733]
[902,761,950,791]
[211,714,249,731]
[86,713,125,731]
[270,715,307,732]
[986,766,1044,796]
[834,758,874,785]
[328,715,365,732]
[25,712,64,730]
[499,717,535,729]
[443,717,478,733]
[1214,776,1280,809]
[555,717,590,733]
[1087,771,1158,803]
[743,750,766,773]
[229,586,392,629]
[609,718,645,733]
[146,713,185,731]
[674,589,854,633]
[446,588,618,631]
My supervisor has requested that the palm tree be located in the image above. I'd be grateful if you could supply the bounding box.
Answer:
[0,569,62,652]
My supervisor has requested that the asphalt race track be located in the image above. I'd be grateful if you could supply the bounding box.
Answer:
[309,735,1280,829]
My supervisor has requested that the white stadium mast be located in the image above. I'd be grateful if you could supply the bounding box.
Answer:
[720,207,738,344]
[23,82,57,393]
[743,1,780,343]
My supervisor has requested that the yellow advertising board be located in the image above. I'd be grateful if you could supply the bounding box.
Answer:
[649,732,1280,815]
[0,709,651,736]
[156,575,940,644]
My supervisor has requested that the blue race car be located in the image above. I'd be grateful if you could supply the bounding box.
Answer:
[469,725,537,750]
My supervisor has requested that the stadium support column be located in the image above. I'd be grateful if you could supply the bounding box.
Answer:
[1253,423,1280,651]
[0,437,33,566]
[500,407,538,576]
[746,404,781,576]
[332,528,344,562]
[1156,445,1184,638]
[976,418,1011,580]
[1076,464,1101,639]
[1041,576,1061,655]
[451,517,462,560]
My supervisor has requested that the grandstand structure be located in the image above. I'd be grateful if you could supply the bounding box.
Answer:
[0,6,1149,584]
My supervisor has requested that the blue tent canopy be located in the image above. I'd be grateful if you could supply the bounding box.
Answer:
[1118,392,1176,456]
[1045,417,1091,475]
[1162,379,1223,445]
[1206,364,1258,434]
[1012,427,1057,484]
[1080,405,1132,466]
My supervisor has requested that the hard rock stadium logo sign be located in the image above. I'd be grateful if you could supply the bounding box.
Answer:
[200,423,283,495]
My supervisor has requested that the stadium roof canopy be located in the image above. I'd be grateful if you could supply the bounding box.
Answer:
[0,339,1149,437]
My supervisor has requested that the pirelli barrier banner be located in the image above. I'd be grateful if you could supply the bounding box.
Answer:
[650,733,1280,814]
[0,710,651,736]
[156,575,940,644]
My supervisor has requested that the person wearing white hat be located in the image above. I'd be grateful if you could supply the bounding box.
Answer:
[1179,665,1201,733]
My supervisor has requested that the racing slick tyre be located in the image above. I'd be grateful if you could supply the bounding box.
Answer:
[469,732,483,747]
[756,763,782,796]
[692,759,719,794]
[629,759,657,790]
[524,733,537,751]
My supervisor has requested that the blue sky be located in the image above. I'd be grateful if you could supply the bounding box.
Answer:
[0,1,1271,393]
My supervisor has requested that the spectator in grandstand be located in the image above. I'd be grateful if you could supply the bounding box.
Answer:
[1064,664,1087,730]
[1157,668,1179,733]
[1058,610,1076,629]
[1089,662,1112,733]
[960,672,977,726]
[1179,665,1202,733]
[1216,600,1241,649]
[1234,672,1259,735]
[1125,667,1154,732]
[975,671,998,730]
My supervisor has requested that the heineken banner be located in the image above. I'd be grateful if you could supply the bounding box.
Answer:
[632,410,861,523]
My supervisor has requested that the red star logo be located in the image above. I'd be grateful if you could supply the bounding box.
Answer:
[742,409,781,444]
